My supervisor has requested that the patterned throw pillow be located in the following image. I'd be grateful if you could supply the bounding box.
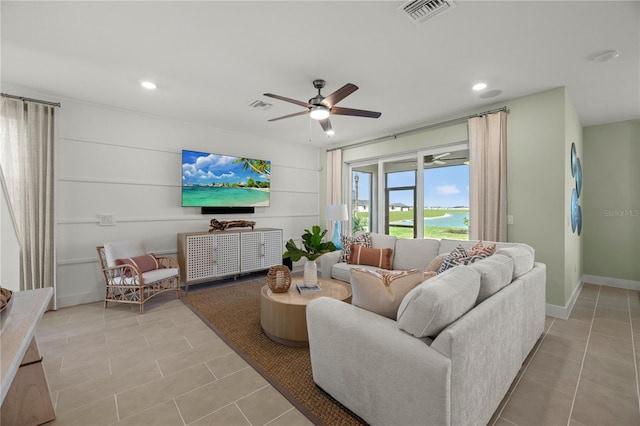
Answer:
[467,241,497,258]
[437,245,469,273]
[339,233,372,263]
[115,254,159,277]
[350,268,424,319]
[348,245,393,269]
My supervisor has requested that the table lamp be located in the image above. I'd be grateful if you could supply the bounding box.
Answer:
[326,204,348,250]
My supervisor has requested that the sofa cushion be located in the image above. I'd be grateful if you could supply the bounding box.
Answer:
[393,238,440,271]
[339,233,372,263]
[348,245,393,269]
[350,268,425,319]
[438,239,480,255]
[495,245,535,278]
[332,262,379,282]
[469,254,514,303]
[397,265,481,337]
[369,233,398,266]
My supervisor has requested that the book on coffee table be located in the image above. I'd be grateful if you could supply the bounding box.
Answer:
[296,283,321,294]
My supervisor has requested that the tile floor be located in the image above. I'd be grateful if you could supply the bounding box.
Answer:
[35,282,640,425]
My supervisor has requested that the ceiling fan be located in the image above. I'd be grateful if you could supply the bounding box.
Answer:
[424,152,467,166]
[264,79,381,134]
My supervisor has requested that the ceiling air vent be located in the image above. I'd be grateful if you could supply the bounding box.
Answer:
[249,100,273,111]
[399,0,455,24]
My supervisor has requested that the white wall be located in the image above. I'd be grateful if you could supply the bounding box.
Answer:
[49,98,320,307]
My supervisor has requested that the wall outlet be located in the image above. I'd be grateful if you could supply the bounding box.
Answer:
[507,215,514,225]
[99,214,116,226]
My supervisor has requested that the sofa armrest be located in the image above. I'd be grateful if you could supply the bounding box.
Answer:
[307,297,451,426]
[317,250,341,279]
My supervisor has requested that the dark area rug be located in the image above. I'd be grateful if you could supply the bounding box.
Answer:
[182,278,366,426]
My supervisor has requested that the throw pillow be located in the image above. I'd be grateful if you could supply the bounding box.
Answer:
[423,271,437,281]
[348,245,393,269]
[467,241,497,258]
[350,268,424,319]
[437,245,469,273]
[115,254,159,277]
[426,254,447,273]
[339,233,372,263]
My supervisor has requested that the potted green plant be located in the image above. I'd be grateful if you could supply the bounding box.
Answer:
[283,226,337,286]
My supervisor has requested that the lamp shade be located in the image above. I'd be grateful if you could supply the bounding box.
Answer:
[326,204,348,221]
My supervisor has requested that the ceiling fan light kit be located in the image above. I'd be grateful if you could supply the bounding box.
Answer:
[309,106,330,120]
[264,79,381,135]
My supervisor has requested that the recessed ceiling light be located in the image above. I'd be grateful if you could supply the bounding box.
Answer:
[140,81,157,90]
[472,82,487,91]
[326,129,335,136]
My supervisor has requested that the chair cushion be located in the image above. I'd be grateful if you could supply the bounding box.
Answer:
[339,233,372,263]
[115,254,160,277]
[350,268,424,319]
[348,245,393,269]
[111,268,179,285]
[397,265,481,337]
[104,240,146,268]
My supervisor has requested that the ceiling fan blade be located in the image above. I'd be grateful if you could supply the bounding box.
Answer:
[263,93,312,109]
[433,160,446,165]
[318,117,333,133]
[330,106,381,119]
[267,110,309,122]
[321,83,358,107]
[433,152,451,160]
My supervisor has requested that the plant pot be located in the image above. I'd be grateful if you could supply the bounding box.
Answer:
[303,259,318,286]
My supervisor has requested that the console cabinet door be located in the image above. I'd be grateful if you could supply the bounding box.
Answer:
[240,230,282,272]
[185,233,240,282]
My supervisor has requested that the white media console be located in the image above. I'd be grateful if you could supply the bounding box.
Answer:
[177,228,283,292]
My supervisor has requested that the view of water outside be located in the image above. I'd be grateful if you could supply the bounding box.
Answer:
[353,164,469,239]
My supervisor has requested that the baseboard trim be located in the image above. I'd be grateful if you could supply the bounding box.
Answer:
[57,291,103,309]
[545,278,583,319]
[545,274,640,319]
[583,274,640,291]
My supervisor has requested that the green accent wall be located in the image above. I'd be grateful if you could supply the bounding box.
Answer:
[583,119,640,281]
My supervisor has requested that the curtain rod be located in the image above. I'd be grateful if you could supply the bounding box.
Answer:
[1,93,61,108]
[327,106,507,152]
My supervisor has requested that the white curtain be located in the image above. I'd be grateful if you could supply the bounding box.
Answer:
[468,111,507,242]
[0,97,56,297]
[326,149,342,239]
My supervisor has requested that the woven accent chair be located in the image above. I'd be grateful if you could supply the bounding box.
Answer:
[97,240,180,313]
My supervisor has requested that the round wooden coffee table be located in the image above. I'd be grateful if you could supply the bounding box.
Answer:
[260,278,351,347]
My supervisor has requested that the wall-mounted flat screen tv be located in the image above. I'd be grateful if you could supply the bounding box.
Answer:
[182,150,271,207]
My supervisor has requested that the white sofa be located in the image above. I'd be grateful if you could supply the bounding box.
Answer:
[307,234,546,426]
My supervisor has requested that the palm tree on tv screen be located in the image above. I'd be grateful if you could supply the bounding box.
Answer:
[233,158,271,183]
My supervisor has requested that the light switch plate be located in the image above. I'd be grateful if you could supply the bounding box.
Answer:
[99,214,116,226]
[507,215,514,225]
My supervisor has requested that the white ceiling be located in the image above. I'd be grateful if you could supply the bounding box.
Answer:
[2,1,639,147]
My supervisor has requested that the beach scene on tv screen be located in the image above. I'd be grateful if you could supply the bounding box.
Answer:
[182,150,270,207]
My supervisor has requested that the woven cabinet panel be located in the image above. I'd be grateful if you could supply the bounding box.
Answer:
[241,231,262,272]
[185,233,240,280]
[262,230,283,268]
